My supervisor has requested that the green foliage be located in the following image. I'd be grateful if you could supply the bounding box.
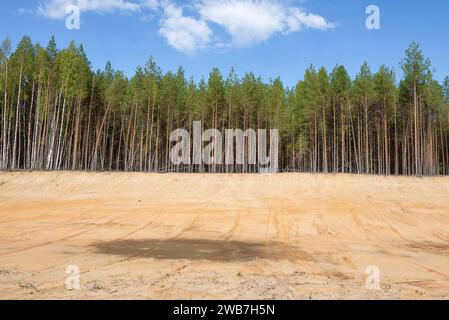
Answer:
[354,62,375,106]
[0,37,448,175]
[55,41,91,99]
[400,41,432,97]
[331,64,351,109]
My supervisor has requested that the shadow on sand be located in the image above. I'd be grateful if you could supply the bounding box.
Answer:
[92,238,298,262]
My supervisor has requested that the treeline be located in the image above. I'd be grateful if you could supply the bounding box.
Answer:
[0,36,448,175]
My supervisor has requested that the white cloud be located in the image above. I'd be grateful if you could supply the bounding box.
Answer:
[197,0,334,47]
[36,0,334,54]
[38,0,143,19]
[159,2,212,54]
[286,7,334,32]
[141,0,159,10]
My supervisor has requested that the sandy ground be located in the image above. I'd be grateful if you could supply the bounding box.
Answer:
[0,172,449,300]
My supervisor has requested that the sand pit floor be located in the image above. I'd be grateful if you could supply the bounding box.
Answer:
[1,172,449,299]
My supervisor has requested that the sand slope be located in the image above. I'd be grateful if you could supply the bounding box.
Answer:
[1,172,449,299]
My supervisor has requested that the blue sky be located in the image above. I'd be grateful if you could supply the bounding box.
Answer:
[1,0,448,87]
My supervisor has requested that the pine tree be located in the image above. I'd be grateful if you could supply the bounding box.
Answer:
[0,37,448,175]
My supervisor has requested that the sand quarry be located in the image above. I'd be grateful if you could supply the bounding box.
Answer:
[0,172,449,299]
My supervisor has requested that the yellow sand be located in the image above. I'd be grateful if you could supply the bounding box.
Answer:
[1,172,449,299]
